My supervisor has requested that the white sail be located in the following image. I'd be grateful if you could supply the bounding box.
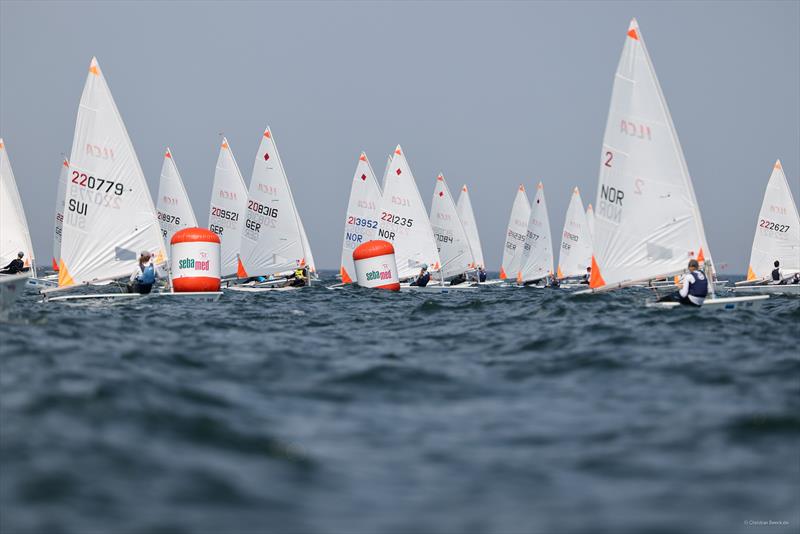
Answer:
[238,127,309,277]
[156,148,198,247]
[456,184,486,269]
[586,203,595,244]
[430,173,474,279]
[208,137,248,277]
[58,58,165,287]
[557,187,593,279]
[52,158,69,272]
[746,160,800,280]
[500,185,530,279]
[590,19,712,290]
[0,139,35,275]
[381,153,392,194]
[517,182,553,283]
[377,145,441,280]
[340,152,382,283]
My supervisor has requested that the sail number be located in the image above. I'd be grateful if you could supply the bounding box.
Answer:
[158,211,181,225]
[347,216,377,229]
[211,207,239,221]
[381,212,413,227]
[71,171,124,195]
[247,200,278,218]
[759,219,790,233]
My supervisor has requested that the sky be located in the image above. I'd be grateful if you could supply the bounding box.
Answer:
[1,0,798,273]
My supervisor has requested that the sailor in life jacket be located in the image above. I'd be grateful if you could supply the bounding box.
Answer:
[678,259,708,306]
[410,264,431,287]
[127,250,159,294]
[771,260,784,284]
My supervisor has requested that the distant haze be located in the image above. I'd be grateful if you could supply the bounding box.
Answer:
[1,0,798,272]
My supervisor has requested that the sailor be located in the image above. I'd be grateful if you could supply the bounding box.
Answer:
[659,259,708,306]
[410,264,431,287]
[478,266,487,283]
[791,273,800,285]
[450,272,467,286]
[0,252,27,275]
[126,251,157,294]
[771,260,784,284]
[288,266,308,287]
[581,266,592,285]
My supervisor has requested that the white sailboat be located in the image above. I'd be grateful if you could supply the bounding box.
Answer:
[456,184,486,269]
[556,187,593,280]
[732,160,800,296]
[156,148,198,247]
[209,137,248,278]
[500,185,530,280]
[430,173,474,280]
[583,20,765,310]
[52,157,69,272]
[233,127,312,291]
[517,182,553,284]
[44,58,219,302]
[0,139,36,277]
[340,152,382,284]
[377,145,441,281]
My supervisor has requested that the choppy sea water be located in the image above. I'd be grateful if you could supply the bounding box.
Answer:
[1,272,798,534]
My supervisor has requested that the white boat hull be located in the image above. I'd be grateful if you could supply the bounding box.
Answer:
[45,291,222,303]
[730,284,800,296]
[1,274,29,311]
[399,283,479,293]
[646,295,769,311]
[225,285,301,293]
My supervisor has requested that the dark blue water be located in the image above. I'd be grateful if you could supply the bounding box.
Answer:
[1,273,798,534]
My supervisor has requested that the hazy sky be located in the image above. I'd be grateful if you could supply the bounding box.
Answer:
[1,0,798,272]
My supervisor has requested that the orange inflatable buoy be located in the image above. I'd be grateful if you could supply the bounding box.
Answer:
[353,240,400,291]
[170,227,221,292]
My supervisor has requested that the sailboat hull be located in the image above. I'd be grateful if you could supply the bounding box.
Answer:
[646,295,769,311]
[730,284,800,296]
[0,274,28,311]
[44,291,222,303]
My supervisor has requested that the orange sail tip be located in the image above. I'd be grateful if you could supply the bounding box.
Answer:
[437,174,444,181]
[557,266,564,279]
[747,266,757,281]
[263,129,271,138]
[587,203,593,210]
[359,153,367,162]
[499,266,507,279]
[518,184,525,192]
[165,148,172,158]
[589,255,606,288]
[62,159,69,167]
[340,266,353,284]
[537,182,544,190]
[51,258,59,271]
[697,248,705,263]
[516,271,522,284]
[58,260,74,287]
[774,159,782,170]
[462,185,468,192]
[236,257,248,279]
[395,146,402,156]
[0,138,4,149]
[89,57,100,75]
[573,186,579,194]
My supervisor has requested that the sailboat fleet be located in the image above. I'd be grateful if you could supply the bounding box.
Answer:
[1,19,797,310]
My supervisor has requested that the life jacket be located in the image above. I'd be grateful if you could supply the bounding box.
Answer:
[416,272,431,287]
[479,270,487,282]
[294,269,304,278]
[137,263,156,285]
[772,267,781,281]
[688,270,708,298]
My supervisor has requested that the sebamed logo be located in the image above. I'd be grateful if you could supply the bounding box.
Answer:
[178,251,210,271]
[365,263,394,281]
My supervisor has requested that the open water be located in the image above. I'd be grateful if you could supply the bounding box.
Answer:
[1,273,798,534]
